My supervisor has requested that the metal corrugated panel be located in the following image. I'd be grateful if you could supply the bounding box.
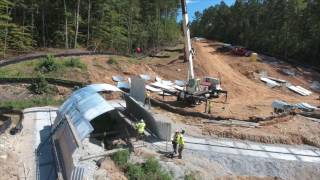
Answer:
[139,74,151,81]
[112,75,125,82]
[71,167,85,180]
[55,84,121,141]
[295,103,317,112]
[78,93,115,120]
[117,82,130,89]
[86,84,121,92]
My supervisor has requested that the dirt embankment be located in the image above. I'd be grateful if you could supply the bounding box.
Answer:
[206,115,320,148]
[148,40,319,119]
[191,40,319,119]
[155,106,320,148]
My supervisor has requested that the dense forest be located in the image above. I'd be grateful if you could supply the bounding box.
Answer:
[190,0,320,68]
[0,0,181,57]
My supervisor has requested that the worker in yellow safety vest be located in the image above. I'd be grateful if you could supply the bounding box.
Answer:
[177,130,185,159]
[135,119,146,141]
[172,130,180,154]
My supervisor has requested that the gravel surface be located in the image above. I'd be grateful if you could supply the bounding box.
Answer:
[187,150,320,180]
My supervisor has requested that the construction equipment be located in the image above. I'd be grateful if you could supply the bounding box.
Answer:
[177,0,228,105]
[232,46,247,56]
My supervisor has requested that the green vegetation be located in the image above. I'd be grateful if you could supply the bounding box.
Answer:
[64,57,86,70]
[0,97,64,110]
[29,73,51,94]
[36,55,86,73]
[0,0,32,57]
[140,158,172,180]
[1,0,180,55]
[107,57,118,65]
[0,60,38,77]
[36,54,60,73]
[111,149,130,167]
[111,150,172,180]
[184,173,197,180]
[126,163,145,180]
[190,0,320,69]
[0,55,88,80]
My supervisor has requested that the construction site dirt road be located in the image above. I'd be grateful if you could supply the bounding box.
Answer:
[150,40,319,120]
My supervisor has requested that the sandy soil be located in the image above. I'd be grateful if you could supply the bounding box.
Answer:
[99,158,127,180]
[80,55,159,84]
[203,115,320,147]
[152,40,319,120]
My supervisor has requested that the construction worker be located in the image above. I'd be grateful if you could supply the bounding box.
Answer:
[172,130,180,154]
[207,100,213,114]
[144,90,151,109]
[178,130,185,159]
[135,119,146,141]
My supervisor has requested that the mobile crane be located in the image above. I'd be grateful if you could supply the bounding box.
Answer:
[176,0,228,105]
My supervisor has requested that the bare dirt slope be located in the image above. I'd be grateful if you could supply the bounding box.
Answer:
[3,40,317,120]
[189,40,319,119]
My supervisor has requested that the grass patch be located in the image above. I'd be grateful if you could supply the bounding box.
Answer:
[0,54,89,80]
[184,173,197,180]
[107,57,118,65]
[111,150,172,180]
[141,158,172,180]
[0,60,38,77]
[63,57,86,69]
[126,163,145,180]
[111,149,130,167]
[0,97,64,110]
[36,55,86,73]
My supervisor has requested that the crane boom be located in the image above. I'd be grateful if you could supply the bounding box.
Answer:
[181,0,195,80]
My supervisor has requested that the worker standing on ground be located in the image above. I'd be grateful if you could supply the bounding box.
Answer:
[172,130,179,154]
[144,90,151,109]
[178,130,185,159]
[135,119,146,141]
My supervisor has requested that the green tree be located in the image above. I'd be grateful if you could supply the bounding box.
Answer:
[190,0,320,69]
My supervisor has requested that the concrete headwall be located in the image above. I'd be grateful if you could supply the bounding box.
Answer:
[124,94,171,140]
[53,121,78,180]
[130,77,145,103]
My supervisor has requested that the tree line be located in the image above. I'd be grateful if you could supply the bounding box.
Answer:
[190,0,320,69]
[0,0,181,57]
